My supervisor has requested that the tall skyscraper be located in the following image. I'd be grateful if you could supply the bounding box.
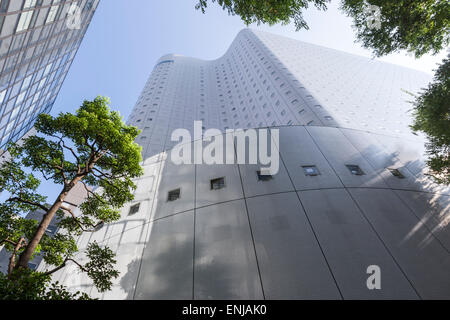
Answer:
[51,29,450,300]
[128,29,432,160]
[0,0,100,152]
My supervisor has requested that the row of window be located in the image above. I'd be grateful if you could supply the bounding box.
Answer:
[303,165,405,178]
[12,0,95,33]
[126,166,406,215]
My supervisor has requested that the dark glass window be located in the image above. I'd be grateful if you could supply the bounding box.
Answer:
[45,225,58,235]
[28,263,38,270]
[129,203,140,216]
[346,165,365,176]
[210,177,226,190]
[94,221,105,232]
[388,168,405,179]
[303,166,320,176]
[168,189,181,202]
[257,171,273,181]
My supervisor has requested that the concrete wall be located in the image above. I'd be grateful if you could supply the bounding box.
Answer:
[50,126,450,300]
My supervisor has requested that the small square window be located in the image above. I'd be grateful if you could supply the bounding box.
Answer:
[28,263,38,271]
[94,221,105,231]
[210,177,226,190]
[303,166,320,176]
[45,225,58,235]
[168,189,181,202]
[388,168,405,179]
[257,170,274,181]
[129,203,140,215]
[346,165,365,176]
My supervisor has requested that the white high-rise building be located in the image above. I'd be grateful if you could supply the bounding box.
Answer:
[51,29,450,300]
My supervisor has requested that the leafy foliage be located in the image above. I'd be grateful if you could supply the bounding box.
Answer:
[341,0,450,58]
[411,54,450,185]
[197,0,449,59]
[0,96,143,299]
[196,0,330,30]
[83,242,120,293]
[0,268,91,300]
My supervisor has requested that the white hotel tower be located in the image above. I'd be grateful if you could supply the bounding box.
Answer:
[51,29,450,300]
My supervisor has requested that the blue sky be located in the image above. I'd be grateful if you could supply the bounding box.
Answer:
[33,0,448,201]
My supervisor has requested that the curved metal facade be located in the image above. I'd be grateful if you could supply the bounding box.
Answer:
[49,29,450,300]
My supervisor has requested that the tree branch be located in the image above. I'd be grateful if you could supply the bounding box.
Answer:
[92,167,126,180]
[8,237,26,276]
[7,197,48,212]
[0,239,19,247]
[79,180,95,198]
[60,205,104,233]
[79,180,108,207]
[90,170,124,193]
[44,257,87,276]
[60,206,92,232]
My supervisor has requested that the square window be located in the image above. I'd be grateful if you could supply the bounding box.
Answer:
[302,166,320,176]
[16,11,34,32]
[94,221,105,231]
[46,5,59,24]
[0,89,6,104]
[210,177,226,190]
[257,170,274,181]
[24,0,38,9]
[129,203,140,215]
[388,168,405,179]
[167,189,181,202]
[346,165,365,176]
[28,263,38,270]
[45,225,58,235]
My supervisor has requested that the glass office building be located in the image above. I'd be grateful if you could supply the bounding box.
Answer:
[0,0,100,152]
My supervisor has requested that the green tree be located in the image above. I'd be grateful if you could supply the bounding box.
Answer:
[0,268,91,300]
[197,1,449,58]
[340,0,450,58]
[0,96,143,299]
[411,54,450,185]
[196,0,330,30]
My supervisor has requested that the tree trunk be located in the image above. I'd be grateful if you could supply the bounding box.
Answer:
[8,237,25,277]
[16,176,83,269]
[16,199,64,269]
